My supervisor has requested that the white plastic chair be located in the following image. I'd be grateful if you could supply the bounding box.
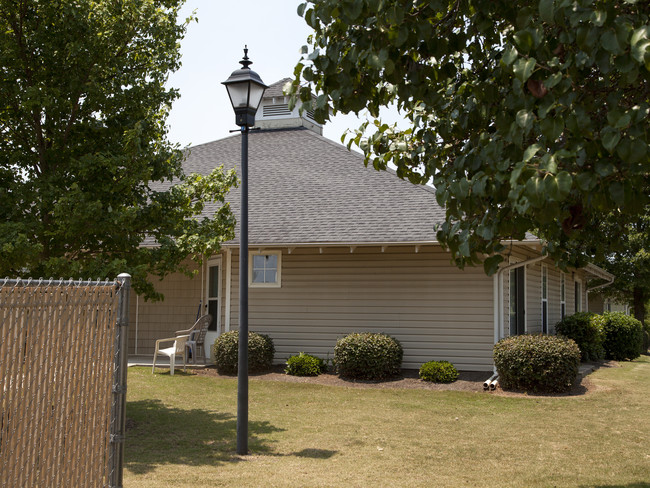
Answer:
[152,334,190,375]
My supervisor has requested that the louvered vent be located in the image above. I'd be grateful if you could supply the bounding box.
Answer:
[305,109,316,121]
[263,103,292,117]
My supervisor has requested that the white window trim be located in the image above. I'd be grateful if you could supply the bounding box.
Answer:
[249,250,282,288]
[541,264,548,333]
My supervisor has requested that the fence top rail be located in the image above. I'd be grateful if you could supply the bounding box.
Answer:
[2,277,121,289]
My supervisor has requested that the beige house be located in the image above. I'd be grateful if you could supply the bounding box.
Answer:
[129,79,613,371]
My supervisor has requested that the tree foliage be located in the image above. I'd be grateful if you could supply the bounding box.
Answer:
[0,0,237,299]
[595,212,650,324]
[291,0,650,274]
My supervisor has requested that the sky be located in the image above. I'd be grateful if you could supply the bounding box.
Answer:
[165,0,375,148]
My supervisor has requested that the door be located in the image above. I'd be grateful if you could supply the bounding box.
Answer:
[509,267,526,336]
[205,259,221,354]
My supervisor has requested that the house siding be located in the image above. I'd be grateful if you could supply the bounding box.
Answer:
[229,246,494,371]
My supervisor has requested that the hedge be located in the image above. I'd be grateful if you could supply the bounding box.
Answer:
[555,312,604,362]
[592,312,643,361]
[285,352,326,376]
[334,333,403,380]
[494,334,580,393]
[419,360,459,383]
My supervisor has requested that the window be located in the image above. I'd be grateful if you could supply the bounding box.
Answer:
[249,251,281,287]
[509,267,525,336]
[560,271,566,319]
[575,279,582,313]
[541,265,548,334]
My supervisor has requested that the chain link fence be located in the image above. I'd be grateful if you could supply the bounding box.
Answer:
[0,274,130,488]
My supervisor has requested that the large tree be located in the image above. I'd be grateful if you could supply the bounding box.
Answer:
[596,212,650,324]
[291,0,650,274]
[0,0,236,300]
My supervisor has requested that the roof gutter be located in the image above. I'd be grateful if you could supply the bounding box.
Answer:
[221,239,541,249]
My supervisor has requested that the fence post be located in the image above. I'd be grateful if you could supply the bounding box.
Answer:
[109,273,131,488]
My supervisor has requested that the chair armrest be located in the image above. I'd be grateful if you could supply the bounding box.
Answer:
[175,328,193,335]
[154,337,177,349]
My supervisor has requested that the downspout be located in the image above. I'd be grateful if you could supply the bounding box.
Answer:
[492,253,547,373]
[586,275,615,313]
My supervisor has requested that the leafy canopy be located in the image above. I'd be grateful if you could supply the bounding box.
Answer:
[595,211,650,323]
[291,0,650,274]
[0,0,237,299]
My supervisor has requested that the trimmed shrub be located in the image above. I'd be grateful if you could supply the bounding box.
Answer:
[555,312,604,361]
[592,312,643,361]
[285,352,326,377]
[419,360,459,383]
[493,334,580,393]
[642,322,650,355]
[334,333,403,380]
[212,331,275,374]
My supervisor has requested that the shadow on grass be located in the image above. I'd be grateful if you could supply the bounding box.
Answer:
[291,448,337,459]
[583,484,650,488]
[125,399,285,474]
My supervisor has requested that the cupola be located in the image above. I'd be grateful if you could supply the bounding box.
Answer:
[254,78,323,134]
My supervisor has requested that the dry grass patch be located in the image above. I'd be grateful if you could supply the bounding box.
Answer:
[125,356,650,487]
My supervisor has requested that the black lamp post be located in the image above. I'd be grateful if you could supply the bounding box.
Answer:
[222,46,267,456]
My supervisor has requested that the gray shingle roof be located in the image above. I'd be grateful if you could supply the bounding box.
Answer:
[183,127,445,245]
[262,78,292,98]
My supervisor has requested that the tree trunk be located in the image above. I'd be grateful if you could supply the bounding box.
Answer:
[633,286,645,325]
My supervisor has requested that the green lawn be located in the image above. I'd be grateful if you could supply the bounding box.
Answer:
[124,357,650,487]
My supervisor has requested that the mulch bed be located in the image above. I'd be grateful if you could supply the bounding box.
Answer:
[191,362,617,397]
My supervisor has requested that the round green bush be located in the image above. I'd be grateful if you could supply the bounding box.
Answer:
[592,312,643,361]
[555,312,604,362]
[334,333,403,380]
[212,331,275,374]
[419,360,459,383]
[285,352,326,376]
[493,334,580,393]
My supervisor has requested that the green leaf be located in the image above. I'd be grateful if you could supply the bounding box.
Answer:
[555,171,572,198]
[459,239,470,257]
[516,109,534,130]
[540,117,563,141]
[601,129,621,154]
[483,255,504,276]
[523,144,541,162]
[297,2,307,17]
[601,30,622,54]
[576,172,595,191]
[543,72,562,88]
[502,45,518,66]
[514,31,535,53]
[539,0,555,24]
[544,171,571,201]
[630,26,650,64]
[513,58,537,82]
